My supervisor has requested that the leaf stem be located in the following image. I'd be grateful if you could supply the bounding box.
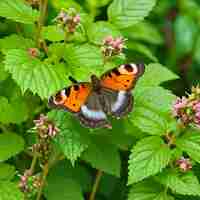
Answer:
[36,162,49,200]
[88,170,103,200]
[30,153,38,173]
[36,0,48,47]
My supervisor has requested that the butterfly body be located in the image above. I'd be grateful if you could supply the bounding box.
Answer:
[48,63,145,128]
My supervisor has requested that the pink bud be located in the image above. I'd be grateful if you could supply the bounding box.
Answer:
[73,15,80,24]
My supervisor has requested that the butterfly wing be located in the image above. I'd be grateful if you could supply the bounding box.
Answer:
[48,83,110,128]
[99,63,144,118]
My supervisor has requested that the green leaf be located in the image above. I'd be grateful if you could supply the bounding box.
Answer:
[174,15,198,56]
[0,133,24,161]
[86,0,112,8]
[0,164,15,181]
[130,87,176,135]
[108,0,157,29]
[0,96,29,124]
[157,170,200,196]
[82,135,121,177]
[42,25,65,42]
[63,44,103,80]
[87,21,121,45]
[0,34,35,54]
[0,62,9,82]
[0,181,24,200]
[128,179,174,200]
[0,0,39,24]
[128,136,171,184]
[136,63,179,89]
[122,21,164,45]
[176,130,200,164]
[48,110,90,166]
[4,49,67,99]
[127,41,158,62]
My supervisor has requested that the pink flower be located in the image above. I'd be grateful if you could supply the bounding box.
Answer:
[172,97,188,117]
[73,15,80,24]
[176,157,192,172]
[28,48,39,58]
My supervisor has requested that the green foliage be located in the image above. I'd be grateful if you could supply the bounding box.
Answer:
[0,0,39,24]
[0,181,24,200]
[0,133,24,161]
[157,170,200,196]
[128,136,171,184]
[108,0,157,28]
[0,164,15,181]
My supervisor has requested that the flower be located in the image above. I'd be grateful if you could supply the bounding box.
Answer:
[176,157,192,172]
[33,114,59,138]
[102,35,126,57]
[28,48,40,58]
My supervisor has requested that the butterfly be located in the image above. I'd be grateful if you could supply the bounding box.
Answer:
[48,63,145,128]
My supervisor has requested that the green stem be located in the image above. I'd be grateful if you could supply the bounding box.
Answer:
[30,153,38,173]
[36,0,48,47]
[88,170,103,200]
[36,163,49,200]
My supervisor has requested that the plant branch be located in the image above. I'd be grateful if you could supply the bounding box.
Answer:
[36,162,49,200]
[88,170,103,200]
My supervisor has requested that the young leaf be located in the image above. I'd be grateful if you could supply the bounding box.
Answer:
[87,21,122,45]
[48,110,90,166]
[128,136,171,184]
[128,179,174,200]
[63,43,104,80]
[0,133,24,162]
[0,0,39,24]
[0,34,35,54]
[0,62,9,82]
[136,63,179,89]
[130,87,176,135]
[176,130,200,164]
[0,163,15,181]
[4,49,67,99]
[82,135,121,177]
[108,0,157,29]
[0,181,24,200]
[157,169,200,196]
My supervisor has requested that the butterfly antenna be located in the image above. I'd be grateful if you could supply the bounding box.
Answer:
[68,76,78,83]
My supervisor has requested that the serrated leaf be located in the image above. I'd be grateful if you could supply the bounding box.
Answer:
[127,41,158,62]
[42,25,65,42]
[4,49,67,99]
[0,164,15,181]
[87,21,121,45]
[176,130,200,164]
[63,43,103,80]
[0,0,39,24]
[130,87,176,135]
[48,110,90,165]
[128,179,174,200]
[136,63,179,89]
[128,136,171,184]
[0,62,9,82]
[82,135,121,177]
[0,34,35,54]
[122,21,164,45]
[157,170,200,196]
[0,181,24,200]
[108,0,157,29]
[0,133,24,162]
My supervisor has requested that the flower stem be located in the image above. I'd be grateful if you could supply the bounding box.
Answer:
[36,0,48,47]
[30,153,38,173]
[88,170,103,200]
[36,162,49,200]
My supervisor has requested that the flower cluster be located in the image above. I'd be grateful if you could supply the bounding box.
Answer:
[34,114,59,138]
[176,157,192,172]
[101,35,126,57]
[55,8,80,33]
[172,85,200,128]
[19,170,41,197]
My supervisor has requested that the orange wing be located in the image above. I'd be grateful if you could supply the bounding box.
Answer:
[48,83,91,113]
[100,63,145,91]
